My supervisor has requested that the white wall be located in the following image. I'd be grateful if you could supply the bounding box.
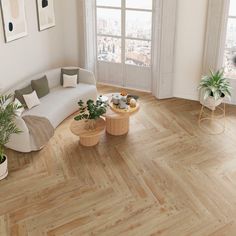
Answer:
[0,0,80,92]
[62,0,80,67]
[173,0,208,101]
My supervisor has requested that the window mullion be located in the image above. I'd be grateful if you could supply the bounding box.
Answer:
[96,6,121,10]
[224,0,236,79]
[121,0,126,87]
[97,34,121,38]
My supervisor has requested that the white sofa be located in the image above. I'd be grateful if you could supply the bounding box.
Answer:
[5,67,97,153]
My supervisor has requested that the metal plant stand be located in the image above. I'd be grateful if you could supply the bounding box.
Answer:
[198,103,226,135]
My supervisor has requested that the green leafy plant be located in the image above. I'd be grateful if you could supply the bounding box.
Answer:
[74,99,108,122]
[0,95,21,164]
[199,69,232,100]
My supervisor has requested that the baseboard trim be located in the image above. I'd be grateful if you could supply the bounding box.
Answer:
[174,93,236,106]
[174,93,199,102]
[97,82,152,94]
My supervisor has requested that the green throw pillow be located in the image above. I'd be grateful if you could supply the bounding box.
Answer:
[15,85,33,106]
[60,68,79,85]
[31,76,50,98]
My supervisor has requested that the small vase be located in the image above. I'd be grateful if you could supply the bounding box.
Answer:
[203,96,224,111]
[0,155,8,181]
[85,119,96,130]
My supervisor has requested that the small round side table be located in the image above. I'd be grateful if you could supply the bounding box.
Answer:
[198,103,226,135]
[105,110,130,136]
[103,93,140,136]
[70,118,106,147]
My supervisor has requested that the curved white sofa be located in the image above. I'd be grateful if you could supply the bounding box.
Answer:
[5,67,97,153]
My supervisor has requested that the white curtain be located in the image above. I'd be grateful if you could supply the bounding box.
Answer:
[201,0,236,104]
[152,0,178,99]
[83,0,97,76]
[202,0,230,74]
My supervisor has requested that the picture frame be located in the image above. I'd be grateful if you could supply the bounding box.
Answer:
[36,0,55,31]
[0,0,28,43]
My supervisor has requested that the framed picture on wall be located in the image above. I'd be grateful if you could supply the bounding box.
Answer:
[0,0,28,43]
[36,0,55,31]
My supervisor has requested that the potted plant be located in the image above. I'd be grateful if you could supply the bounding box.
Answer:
[199,69,232,110]
[74,99,108,130]
[233,55,236,66]
[0,95,21,180]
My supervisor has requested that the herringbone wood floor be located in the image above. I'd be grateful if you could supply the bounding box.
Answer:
[1,85,236,236]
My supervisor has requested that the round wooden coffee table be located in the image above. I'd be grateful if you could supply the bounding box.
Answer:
[103,94,140,136]
[70,118,106,147]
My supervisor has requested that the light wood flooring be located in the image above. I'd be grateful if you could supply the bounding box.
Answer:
[2,84,236,235]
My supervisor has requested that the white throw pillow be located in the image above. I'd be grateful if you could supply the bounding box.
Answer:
[14,98,25,116]
[63,74,78,88]
[23,91,41,109]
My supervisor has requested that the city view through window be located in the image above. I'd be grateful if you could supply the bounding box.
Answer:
[96,0,153,67]
[224,0,236,78]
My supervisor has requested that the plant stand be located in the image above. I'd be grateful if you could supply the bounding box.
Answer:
[198,103,226,135]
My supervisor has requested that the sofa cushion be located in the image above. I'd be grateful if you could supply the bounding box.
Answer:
[23,91,41,109]
[15,85,33,106]
[22,83,97,128]
[60,68,79,85]
[31,76,50,98]
[14,98,25,116]
[63,74,77,88]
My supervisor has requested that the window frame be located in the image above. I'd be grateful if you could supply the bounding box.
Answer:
[95,0,153,67]
[224,0,236,79]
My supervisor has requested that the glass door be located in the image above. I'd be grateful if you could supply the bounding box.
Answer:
[96,0,153,91]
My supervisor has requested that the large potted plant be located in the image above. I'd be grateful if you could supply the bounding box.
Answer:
[199,69,232,110]
[0,95,21,180]
[74,99,108,130]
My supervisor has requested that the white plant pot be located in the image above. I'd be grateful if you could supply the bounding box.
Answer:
[201,96,224,111]
[0,155,8,180]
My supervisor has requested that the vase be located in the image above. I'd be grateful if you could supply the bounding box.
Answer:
[202,96,224,111]
[0,155,8,181]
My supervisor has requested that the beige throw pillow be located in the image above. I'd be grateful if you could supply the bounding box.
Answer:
[14,98,25,116]
[23,91,41,109]
[63,74,78,88]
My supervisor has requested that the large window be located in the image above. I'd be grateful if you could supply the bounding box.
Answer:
[96,0,153,67]
[224,0,236,78]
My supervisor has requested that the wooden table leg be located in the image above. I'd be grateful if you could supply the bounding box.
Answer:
[79,134,100,147]
[106,116,129,136]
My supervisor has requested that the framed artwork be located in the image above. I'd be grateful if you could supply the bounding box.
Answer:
[0,0,28,43]
[36,0,55,31]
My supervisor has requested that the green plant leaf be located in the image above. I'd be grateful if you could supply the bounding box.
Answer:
[199,69,232,102]
[0,94,22,162]
[74,99,108,123]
